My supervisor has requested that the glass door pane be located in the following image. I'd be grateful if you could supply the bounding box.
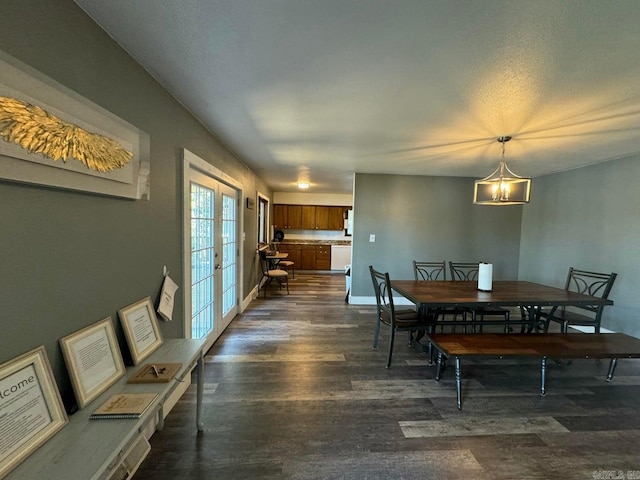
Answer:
[190,182,215,339]
[220,184,238,327]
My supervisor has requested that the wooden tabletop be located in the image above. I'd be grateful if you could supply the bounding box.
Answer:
[427,333,640,359]
[391,280,613,308]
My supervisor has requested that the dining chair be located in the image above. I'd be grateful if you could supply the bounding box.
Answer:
[258,248,289,297]
[278,259,295,278]
[413,260,447,281]
[449,261,511,332]
[413,260,467,333]
[369,265,428,368]
[269,243,295,278]
[540,267,617,333]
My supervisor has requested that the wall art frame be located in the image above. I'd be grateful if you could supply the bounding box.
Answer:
[118,296,164,365]
[0,345,68,479]
[59,317,125,409]
[0,49,150,199]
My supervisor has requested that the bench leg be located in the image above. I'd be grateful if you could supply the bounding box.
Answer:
[607,358,618,382]
[540,356,547,396]
[455,356,462,410]
[435,352,443,381]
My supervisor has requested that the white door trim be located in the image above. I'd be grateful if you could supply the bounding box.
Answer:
[182,148,244,351]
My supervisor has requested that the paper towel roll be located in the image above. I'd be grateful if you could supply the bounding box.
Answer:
[477,263,493,292]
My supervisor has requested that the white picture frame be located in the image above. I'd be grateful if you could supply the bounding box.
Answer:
[0,346,68,478]
[118,297,163,365]
[0,49,150,200]
[59,317,125,409]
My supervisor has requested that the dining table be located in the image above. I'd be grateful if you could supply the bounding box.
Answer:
[266,251,289,269]
[391,280,614,332]
[390,280,619,409]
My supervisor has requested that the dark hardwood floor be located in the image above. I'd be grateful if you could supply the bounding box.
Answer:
[137,272,640,479]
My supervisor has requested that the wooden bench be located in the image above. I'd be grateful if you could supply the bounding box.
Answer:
[428,333,640,410]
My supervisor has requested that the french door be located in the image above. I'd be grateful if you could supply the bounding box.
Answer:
[188,169,238,348]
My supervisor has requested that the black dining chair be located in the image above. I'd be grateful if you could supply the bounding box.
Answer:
[258,248,289,297]
[413,260,467,332]
[449,261,511,332]
[370,265,429,368]
[540,267,617,333]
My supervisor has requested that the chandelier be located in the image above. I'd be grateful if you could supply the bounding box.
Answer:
[473,136,531,205]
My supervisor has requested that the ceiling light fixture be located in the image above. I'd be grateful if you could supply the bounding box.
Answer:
[297,182,310,189]
[473,136,531,205]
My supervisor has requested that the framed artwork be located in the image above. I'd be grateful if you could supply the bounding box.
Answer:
[59,317,125,409]
[0,346,68,478]
[118,297,163,365]
[0,49,150,200]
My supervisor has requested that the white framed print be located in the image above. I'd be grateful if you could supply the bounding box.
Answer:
[118,297,163,365]
[0,346,68,478]
[59,317,125,409]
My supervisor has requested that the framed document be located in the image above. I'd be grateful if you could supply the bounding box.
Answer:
[0,346,68,478]
[118,297,163,365]
[59,317,125,409]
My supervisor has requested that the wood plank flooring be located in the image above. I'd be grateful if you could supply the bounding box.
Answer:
[137,273,640,479]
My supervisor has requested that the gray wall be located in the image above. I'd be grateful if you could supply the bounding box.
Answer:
[0,0,269,390]
[519,156,640,337]
[350,173,523,298]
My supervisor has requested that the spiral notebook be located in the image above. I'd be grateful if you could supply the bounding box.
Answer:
[90,392,158,420]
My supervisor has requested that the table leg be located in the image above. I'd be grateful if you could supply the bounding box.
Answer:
[455,356,462,410]
[196,350,204,432]
[522,305,543,332]
[606,358,618,382]
[540,356,547,396]
[435,352,443,382]
[156,403,165,431]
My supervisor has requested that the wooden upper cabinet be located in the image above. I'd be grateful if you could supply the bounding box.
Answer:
[274,204,350,230]
[328,207,346,230]
[287,205,303,229]
[274,205,303,229]
[315,206,329,230]
[273,204,287,229]
[301,206,316,229]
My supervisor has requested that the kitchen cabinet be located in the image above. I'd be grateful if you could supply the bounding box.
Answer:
[316,244,331,270]
[276,243,301,266]
[273,205,302,229]
[301,206,316,229]
[274,205,350,231]
[298,244,332,270]
[273,204,287,229]
[328,207,346,230]
[315,206,329,229]
[300,245,316,269]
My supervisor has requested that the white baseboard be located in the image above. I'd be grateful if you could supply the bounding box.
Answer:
[569,325,615,333]
[242,284,259,311]
[348,295,414,306]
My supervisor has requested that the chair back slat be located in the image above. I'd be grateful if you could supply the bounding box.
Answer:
[369,265,397,324]
[413,261,446,281]
[564,267,617,316]
[258,248,273,274]
[566,268,617,298]
[449,262,479,281]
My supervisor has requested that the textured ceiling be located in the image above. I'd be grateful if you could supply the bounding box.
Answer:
[74,0,640,193]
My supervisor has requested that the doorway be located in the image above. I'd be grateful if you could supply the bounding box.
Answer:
[183,150,240,351]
